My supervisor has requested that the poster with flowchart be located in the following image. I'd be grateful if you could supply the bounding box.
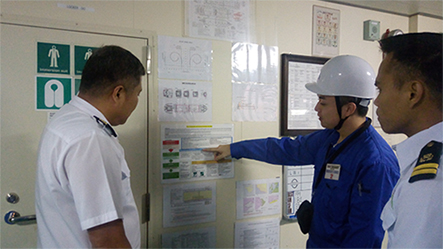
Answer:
[186,0,250,42]
[161,124,234,183]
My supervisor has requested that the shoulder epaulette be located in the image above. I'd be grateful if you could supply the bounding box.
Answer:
[94,116,117,137]
[409,141,442,183]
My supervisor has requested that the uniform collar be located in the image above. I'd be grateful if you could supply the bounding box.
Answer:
[70,96,110,124]
[393,122,443,173]
[69,96,117,137]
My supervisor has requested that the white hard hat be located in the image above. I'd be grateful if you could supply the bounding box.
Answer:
[305,55,376,99]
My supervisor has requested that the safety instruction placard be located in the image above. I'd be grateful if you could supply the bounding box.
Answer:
[161,124,234,183]
[37,42,70,75]
[75,45,97,75]
[36,76,72,110]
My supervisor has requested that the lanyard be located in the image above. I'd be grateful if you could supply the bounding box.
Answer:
[314,119,371,190]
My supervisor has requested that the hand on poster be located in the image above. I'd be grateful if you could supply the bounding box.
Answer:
[203,144,231,161]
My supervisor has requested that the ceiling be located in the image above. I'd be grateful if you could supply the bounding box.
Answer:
[323,0,443,19]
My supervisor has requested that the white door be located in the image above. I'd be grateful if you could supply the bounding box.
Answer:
[1,20,150,248]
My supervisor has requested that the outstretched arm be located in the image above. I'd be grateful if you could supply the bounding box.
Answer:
[203,144,231,161]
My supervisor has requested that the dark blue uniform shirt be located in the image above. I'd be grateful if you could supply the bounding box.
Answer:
[231,122,399,248]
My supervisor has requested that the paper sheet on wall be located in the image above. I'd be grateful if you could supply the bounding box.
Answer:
[158,79,212,122]
[312,5,340,57]
[231,43,279,122]
[185,0,250,42]
[231,43,279,85]
[162,226,216,248]
[161,124,234,183]
[236,178,281,219]
[287,61,323,129]
[283,165,315,220]
[163,181,216,228]
[232,83,278,122]
[158,35,212,81]
[234,217,280,249]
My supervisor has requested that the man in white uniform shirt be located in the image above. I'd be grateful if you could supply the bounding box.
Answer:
[35,45,145,248]
[375,32,442,248]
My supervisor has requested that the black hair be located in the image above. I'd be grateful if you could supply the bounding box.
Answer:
[79,45,146,96]
[338,96,369,117]
[334,96,369,130]
[379,33,442,109]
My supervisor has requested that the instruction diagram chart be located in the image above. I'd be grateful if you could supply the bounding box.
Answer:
[158,79,212,122]
[158,35,212,81]
[186,0,250,42]
[283,165,315,220]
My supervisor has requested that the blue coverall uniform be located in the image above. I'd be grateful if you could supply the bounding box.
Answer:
[230,120,400,248]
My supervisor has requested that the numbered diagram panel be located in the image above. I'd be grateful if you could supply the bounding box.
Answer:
[283,165,314,220]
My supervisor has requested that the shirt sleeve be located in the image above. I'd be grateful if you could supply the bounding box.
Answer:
[63,132,125,230]
[230,131,329,166]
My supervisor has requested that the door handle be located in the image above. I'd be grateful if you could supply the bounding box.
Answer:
[4,211,36,225]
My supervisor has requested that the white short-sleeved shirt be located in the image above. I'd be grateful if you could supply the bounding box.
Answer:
[381,122,443,248]
[35,96,140,248]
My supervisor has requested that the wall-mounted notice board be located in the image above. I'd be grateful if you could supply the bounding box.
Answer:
[280,54,329,136]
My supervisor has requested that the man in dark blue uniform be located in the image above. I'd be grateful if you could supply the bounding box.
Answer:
[205,55,400,248]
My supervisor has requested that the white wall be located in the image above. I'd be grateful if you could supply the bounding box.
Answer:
[1,1,441,248]
[409,14,443,32]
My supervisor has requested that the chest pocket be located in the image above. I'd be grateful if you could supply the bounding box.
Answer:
[321,167,353,224]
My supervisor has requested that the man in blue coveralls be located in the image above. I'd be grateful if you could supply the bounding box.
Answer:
[204,55,400,248]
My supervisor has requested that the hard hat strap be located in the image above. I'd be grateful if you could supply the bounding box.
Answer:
[334,96,350,130]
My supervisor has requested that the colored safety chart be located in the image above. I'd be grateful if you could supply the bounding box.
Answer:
[161,124,234,183]
[236,178,281,219]
[312,5,340,57]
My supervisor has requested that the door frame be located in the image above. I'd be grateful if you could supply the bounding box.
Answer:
[0,13,156,247]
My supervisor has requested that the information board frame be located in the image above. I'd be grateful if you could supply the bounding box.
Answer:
[280,54,329,136]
